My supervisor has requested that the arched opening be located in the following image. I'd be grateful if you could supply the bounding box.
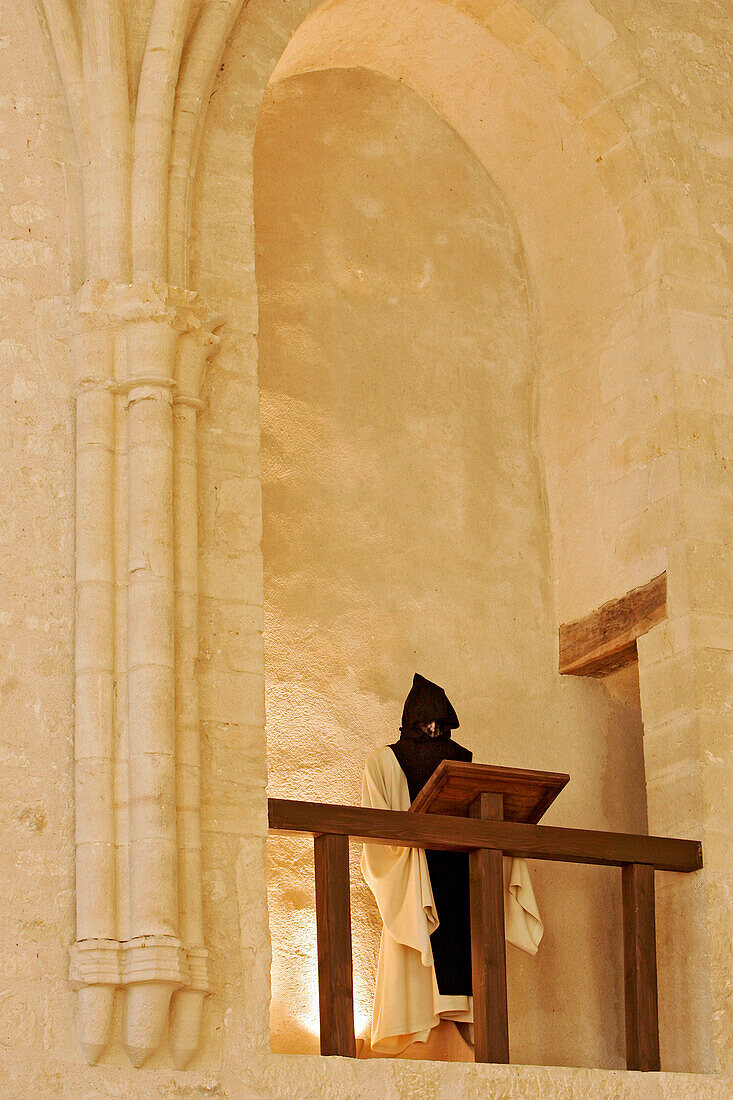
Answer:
[254,62,646,1066]
[181,0,723,1079]
[266,0,663,624]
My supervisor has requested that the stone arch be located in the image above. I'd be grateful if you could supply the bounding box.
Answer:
[191,0,720,1074]
[199,0,672,627]
[253,59,650,1068]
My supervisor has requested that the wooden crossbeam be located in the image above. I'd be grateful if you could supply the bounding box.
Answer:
[559,573,667,677]
[268,798,702,873]
[270,796,699,1071]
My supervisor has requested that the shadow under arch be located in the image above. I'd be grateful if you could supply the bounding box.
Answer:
[264,0,660,626]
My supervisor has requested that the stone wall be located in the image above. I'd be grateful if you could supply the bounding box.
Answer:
[0,0,81,1078]
[0,0,730,1094]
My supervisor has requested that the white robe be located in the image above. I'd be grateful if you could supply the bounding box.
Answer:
[361,744,543,1054]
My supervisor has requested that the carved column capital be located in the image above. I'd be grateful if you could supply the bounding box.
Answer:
[66,277,221,336]
[64,278,224,404]
[175,328,221,410]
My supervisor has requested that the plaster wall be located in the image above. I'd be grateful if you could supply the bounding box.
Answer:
[255,67,648,1069]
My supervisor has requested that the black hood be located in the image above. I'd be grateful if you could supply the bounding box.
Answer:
[399,673,459,742]
[391,673,471,804]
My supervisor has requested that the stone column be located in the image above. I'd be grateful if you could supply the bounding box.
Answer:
[114,284,221,1067]
[38,0,232,1066]
[120,315,188,1067]
[169,327,221,1068]
[66,282,221,1067]
[67,300,120,1065]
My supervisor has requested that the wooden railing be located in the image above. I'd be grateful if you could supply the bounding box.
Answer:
[268,797,702,1069]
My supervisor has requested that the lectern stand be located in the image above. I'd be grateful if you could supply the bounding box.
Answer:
[410,762,569,1064]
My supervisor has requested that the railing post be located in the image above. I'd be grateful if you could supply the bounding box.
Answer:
[313,833,356,1057]
[469,792,509,1063]
[622,862,660,1070]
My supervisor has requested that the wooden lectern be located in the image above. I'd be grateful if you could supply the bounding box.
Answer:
[409,761,569,1064]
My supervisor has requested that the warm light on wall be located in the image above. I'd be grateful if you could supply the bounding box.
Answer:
[268,833,377,1053]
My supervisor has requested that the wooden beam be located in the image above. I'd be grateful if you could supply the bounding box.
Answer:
[559,573,667,677]
[469,793,509,1064]
[622,863,660,1071]
[268,799,702,873]
[314,833,356,1057]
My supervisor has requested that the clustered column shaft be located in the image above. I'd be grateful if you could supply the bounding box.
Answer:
[67,284,221,1067]
[169,333,219,1068]
[121,320,186,1067]
[70,326,118,1065]
[37,0,237,1069]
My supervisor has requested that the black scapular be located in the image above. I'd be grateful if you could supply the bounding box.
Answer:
[390,673,473,996]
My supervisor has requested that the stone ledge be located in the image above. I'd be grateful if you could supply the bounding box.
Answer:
[3,1052,726,1100]
[243,1054,730,1099]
